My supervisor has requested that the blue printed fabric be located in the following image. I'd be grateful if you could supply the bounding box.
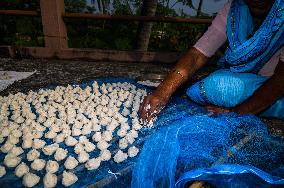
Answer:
[187,69,284,119]
[221,0,284,73]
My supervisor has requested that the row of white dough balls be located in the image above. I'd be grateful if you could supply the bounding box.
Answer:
[0,145,139,187]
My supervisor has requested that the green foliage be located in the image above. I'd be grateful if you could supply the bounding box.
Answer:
[0,0,43,47]
[65,0,87,12]
[148,22,207,52]
[0,0,212,51]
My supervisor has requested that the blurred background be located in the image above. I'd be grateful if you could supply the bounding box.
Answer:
[0,0,226,52]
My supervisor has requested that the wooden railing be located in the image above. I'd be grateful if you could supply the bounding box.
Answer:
[0,0,212,63]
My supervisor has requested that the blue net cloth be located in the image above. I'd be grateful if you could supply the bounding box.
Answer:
[0,78,283,188]
[0,78,206,188]
[131,113,284,188]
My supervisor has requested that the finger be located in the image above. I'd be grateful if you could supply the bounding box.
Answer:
[139,97,151,121]
[145,109,158,125]
[138,97,147,114]
[205,105,215,110]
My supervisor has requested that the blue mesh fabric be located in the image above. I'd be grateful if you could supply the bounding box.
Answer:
[0,78,206,188]
[131,114,284,188]
[1,78,283,188]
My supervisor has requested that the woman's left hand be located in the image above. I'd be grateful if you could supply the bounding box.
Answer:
[205,105,232,115]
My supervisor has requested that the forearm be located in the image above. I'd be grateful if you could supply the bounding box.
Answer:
[233,61,284,115]
[153,47,208,100]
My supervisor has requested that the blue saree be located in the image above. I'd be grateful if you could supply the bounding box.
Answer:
[188,0,284,119]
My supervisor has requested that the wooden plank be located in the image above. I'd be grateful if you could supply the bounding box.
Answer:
[1,46,180,63]
[63,13,212,24]
[40,0,68,49]
[0,10,39,16]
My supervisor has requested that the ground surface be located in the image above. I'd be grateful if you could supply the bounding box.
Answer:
[0,57,283,137]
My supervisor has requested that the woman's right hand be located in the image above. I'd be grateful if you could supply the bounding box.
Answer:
[138,48,207,124]
[139,91,170,124]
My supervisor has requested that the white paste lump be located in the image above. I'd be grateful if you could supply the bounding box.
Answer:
[1,142,14,153]
[27,149,40,161]
[42,143,59,156]
[15,162,29,177]
[43,173,57,188]
[99,149,111,161]
[23,173,40,187]
[85,158,101,170]
[0,166,6,178]
[46,160,59,173]
[4,154,21,168]
[0,81,152,187]
[78,151,89,163]
[62,171,78,187]
[65,136,78,146]
[31,158,46,171]
[64,156,79,170]
[54,148,68,161]
[113,150,128,163]
[32,138,46,149]
[10,146,24,156]
[128,146,139,158]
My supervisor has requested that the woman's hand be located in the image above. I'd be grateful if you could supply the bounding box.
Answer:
[205,105,231,115]
[138,48,208,124]
[139,92,169,124]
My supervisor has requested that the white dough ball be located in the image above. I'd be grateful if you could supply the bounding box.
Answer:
[27,149,40,161]
[132,122,142,131]
[22,138,33,149]
[54,133,66,143]
[65,136,78,146]
[85,158,101,170]
[117,129,127,138]
[54,148,68,161]
[128,146,139,158]
[43,173,57,188]
[32,138,46,149]
[97,140,109,151]
[92,132,102,142]
[15,162,29,177]
[64,156,79,170]
[42,143,59,156]
[62,171,78,187]
[129,130,138,138]
[125,134,135,144]
[102,131,113,142]
[23,173,40,187]
[10,146,24,156]
[11,129,22,138]
[0,137,5,144]
[0,166,6,178]
[1,142,14,153]
[7,135,19,145]
[45,130,57,139]
[99,150,111,161]
[0,127,10,138]
[118,138,128,150]
[4,154,21,168]
[72,128,81,136]
[46,160,59,173]
[32,131,43,139]
[74,143,85,154]
[31,158,46,171]
[92,123,101,132]
[83,142,96,153]
[77,151,89,163]
[113,150,128,163]
[78,136,88,144]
